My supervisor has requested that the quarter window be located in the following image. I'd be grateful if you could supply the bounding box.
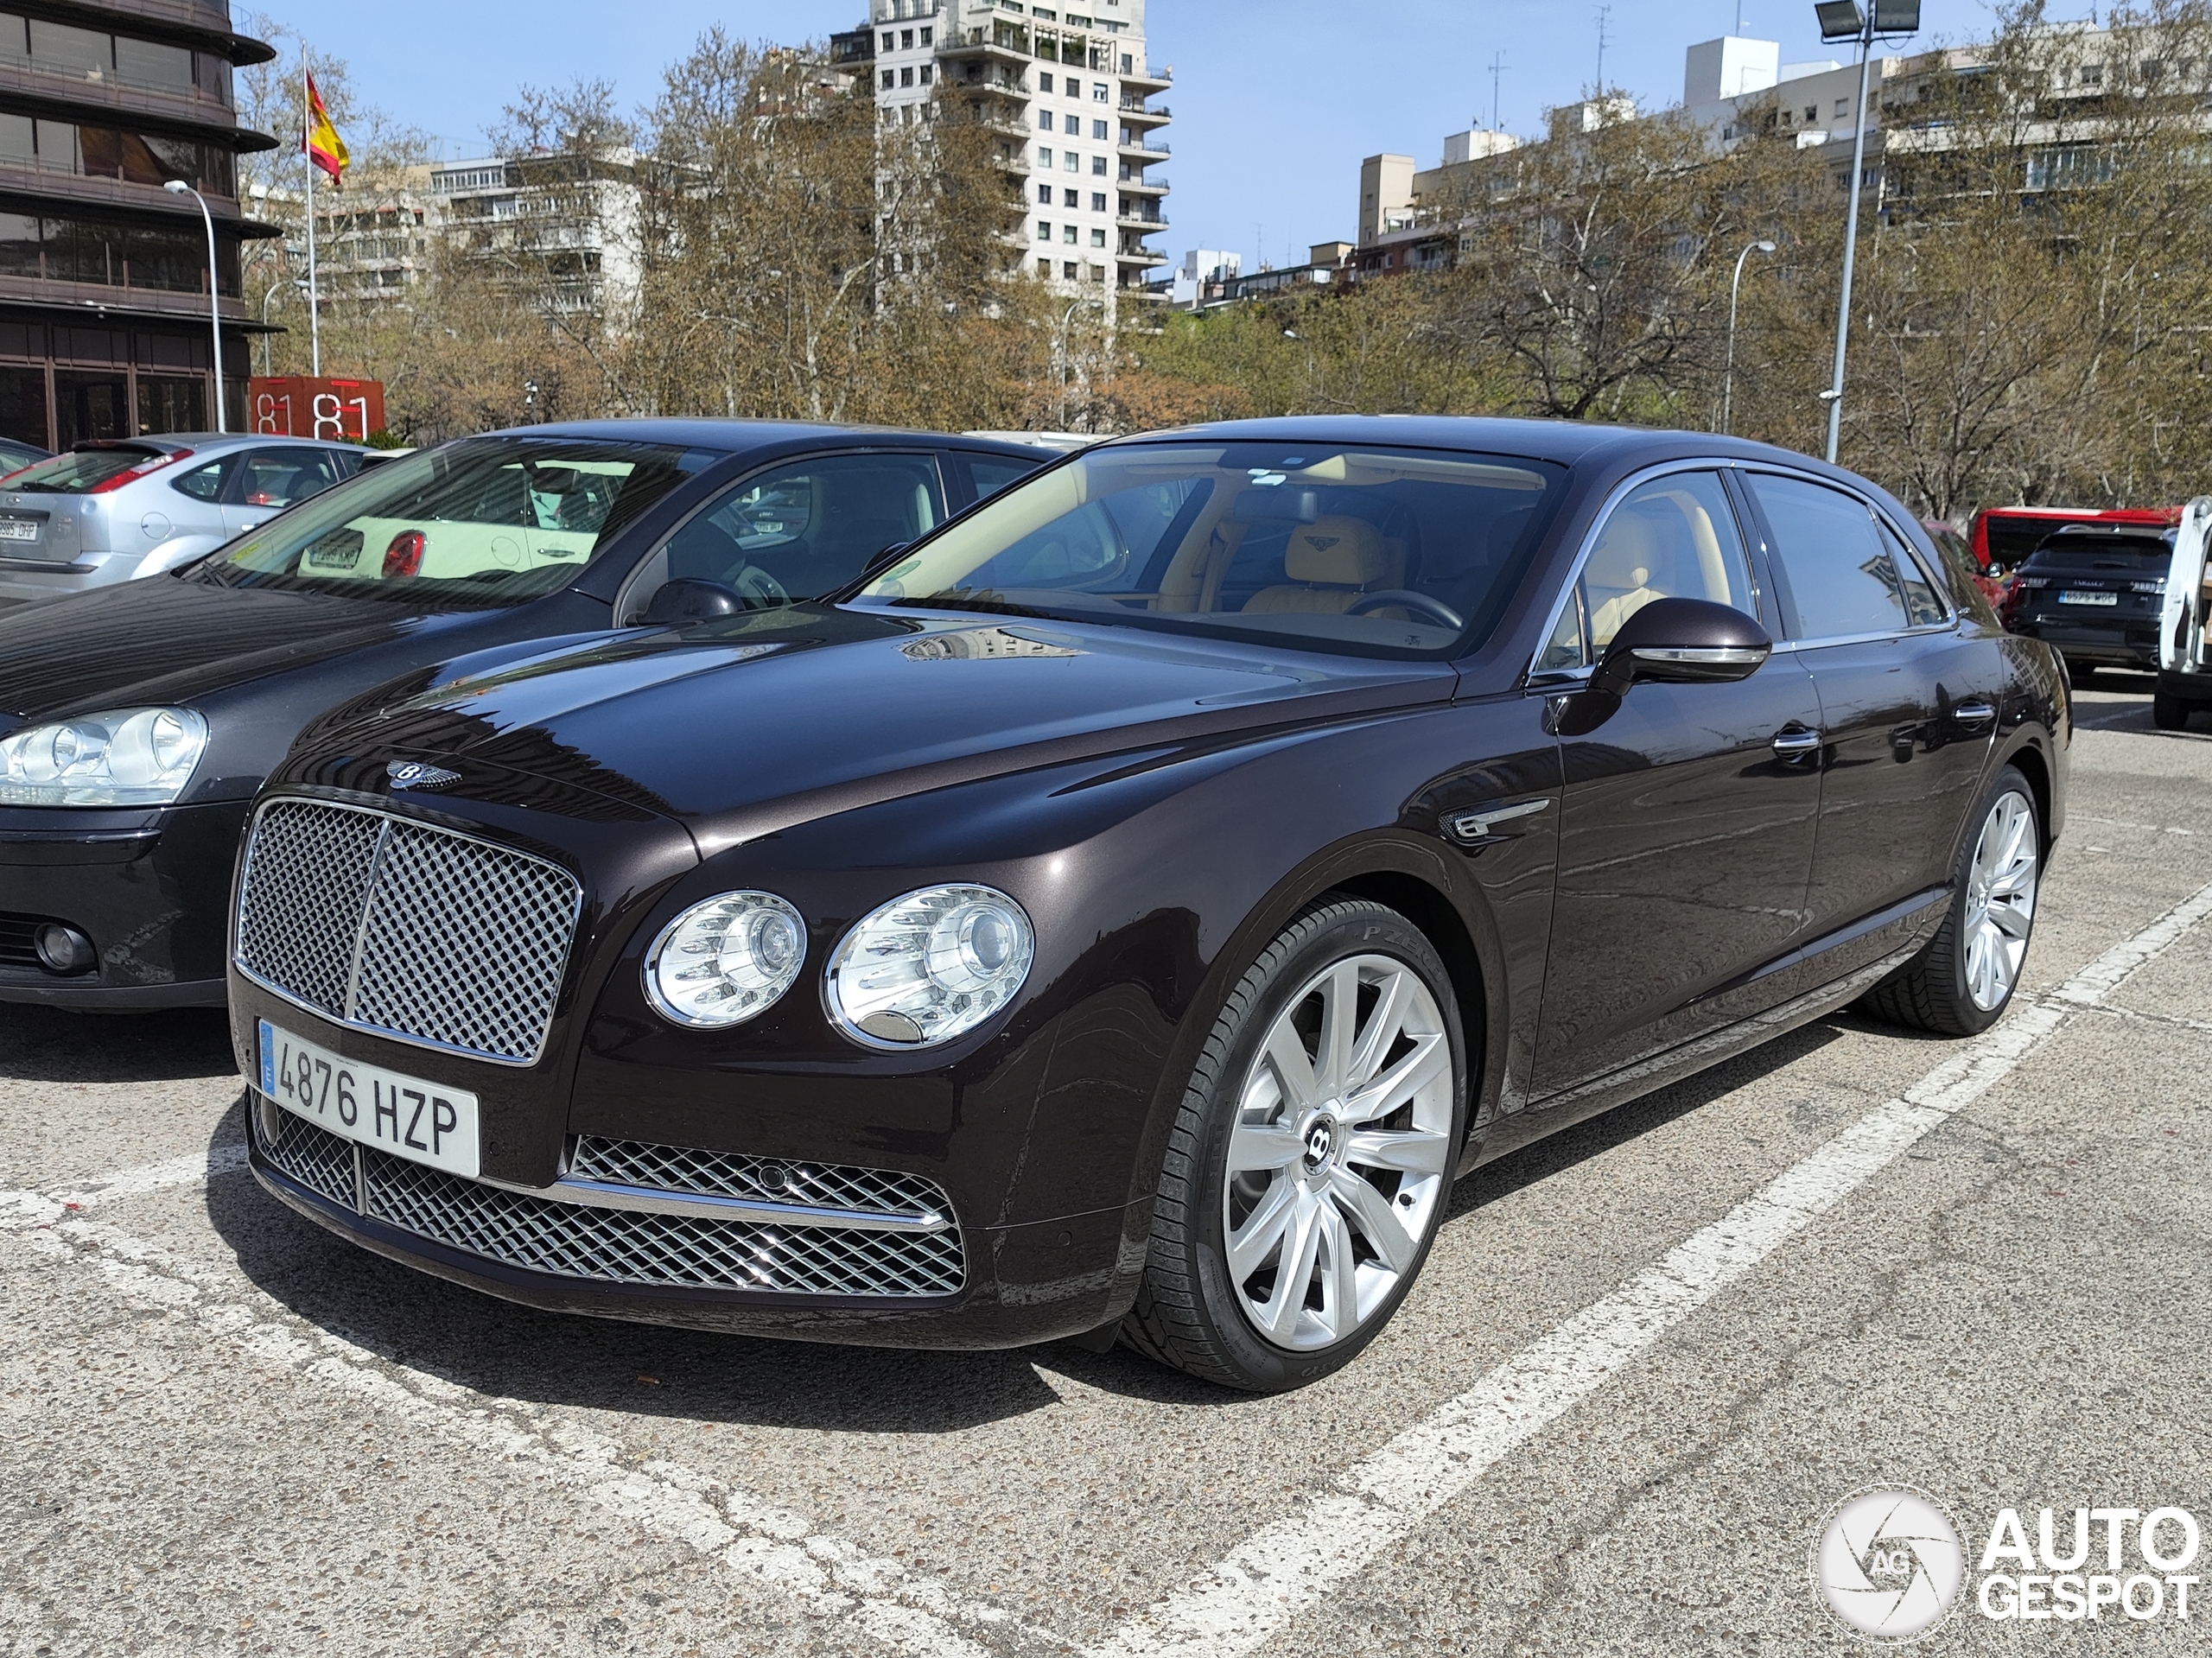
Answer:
[1541,471,1757,670]
[1747,473,1927,638]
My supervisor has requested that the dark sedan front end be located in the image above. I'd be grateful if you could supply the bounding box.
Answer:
[227,729,1171,1350]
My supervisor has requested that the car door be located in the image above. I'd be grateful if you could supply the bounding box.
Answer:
[1738,470,2002,956]
[617,451,948,623]
[222,447,346,535]
[1529,467,1824,1097]
[166,452,237,539]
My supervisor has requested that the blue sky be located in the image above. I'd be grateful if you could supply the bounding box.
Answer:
[257,0,2032,272]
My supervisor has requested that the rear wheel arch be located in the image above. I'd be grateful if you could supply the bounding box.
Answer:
[1999,736,2054,854]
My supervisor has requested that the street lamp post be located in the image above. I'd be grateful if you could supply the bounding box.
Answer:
[1722,239,1777,436]
[1056,297,1084,429]
[163,179,226,433]
[1813,2,1918,464]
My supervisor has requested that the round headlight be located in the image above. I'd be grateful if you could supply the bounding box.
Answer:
[827,885,1035,1049]
[645,892,807,1028]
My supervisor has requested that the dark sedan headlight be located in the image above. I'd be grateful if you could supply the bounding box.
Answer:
[827,885,1034,1048]
[0,707,207,806]
[645,891,808,1027]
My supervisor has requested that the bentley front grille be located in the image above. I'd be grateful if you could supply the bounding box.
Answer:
[235,797,582,1066]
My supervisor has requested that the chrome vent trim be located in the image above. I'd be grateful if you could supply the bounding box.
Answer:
[235,796,583,1067]
[255,1103,965,1297]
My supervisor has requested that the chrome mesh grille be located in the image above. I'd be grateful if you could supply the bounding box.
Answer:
[568,1135,950,1221]
[259,1104,358,1210]
[236,797,582,1064]
[363,1153,965,1295]
[234,801,384,1018]
[253,1100,965,1297]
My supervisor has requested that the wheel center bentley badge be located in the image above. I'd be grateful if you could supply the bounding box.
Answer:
[386,759,461,790]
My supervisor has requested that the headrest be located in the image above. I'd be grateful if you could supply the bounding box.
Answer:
[1586,511,1662,588]
[1285,516,1389,586]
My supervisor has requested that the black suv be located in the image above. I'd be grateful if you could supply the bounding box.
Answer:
[2000,524,2172,677]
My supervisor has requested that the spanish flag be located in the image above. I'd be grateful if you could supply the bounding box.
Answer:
[304,72,348,184]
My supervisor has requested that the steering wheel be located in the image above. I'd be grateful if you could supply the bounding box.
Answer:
[731,565,790,609]
[1347,589,1465,630]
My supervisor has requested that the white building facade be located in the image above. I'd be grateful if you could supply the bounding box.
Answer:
[855,0,1171,316]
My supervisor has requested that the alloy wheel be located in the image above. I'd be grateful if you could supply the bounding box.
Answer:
[1963,789,2038,1011]
[1220,953,1454,1351]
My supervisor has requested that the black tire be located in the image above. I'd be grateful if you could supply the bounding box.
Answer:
[1860,765,2041,1037]
[1119,896,1468,1392]
[2152,690,2192,731]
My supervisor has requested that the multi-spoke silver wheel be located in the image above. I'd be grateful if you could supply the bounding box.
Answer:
[1220,953,1454,1351]
[1963,789,2037,1011]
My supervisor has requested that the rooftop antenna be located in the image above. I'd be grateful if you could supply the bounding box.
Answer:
[1490,51,1509,130]
[1595,4,1611,89]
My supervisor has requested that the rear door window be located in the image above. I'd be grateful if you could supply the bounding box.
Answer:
[965,452,1046,502]
[1746,473,1918,639]
[229,448,345,510]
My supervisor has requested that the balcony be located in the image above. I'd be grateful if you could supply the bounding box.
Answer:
[940,27,1031,66]
[1114,245,1168,265]
[1117,140,1169,163]
[1116,210,1166,231]
[1123,62,1172,92]
[1117,100,1169,126]
[1117,170,1168,193]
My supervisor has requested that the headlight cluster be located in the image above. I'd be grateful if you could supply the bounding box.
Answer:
[644,882,1033,1050]
[0,708,207,806]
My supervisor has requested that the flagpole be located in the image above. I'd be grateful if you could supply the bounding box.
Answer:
[304,67,321,377]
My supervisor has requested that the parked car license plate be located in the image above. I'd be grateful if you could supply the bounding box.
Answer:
[2058,589,2119,607]
[257,1019,480,1178]
[0,518,37,542]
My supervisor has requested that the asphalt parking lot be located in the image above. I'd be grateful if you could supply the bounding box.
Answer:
[3,674,2209,1658]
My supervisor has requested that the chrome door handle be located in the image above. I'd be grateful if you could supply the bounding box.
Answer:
[1770,726,1823,759]
[1954,700,1998,729]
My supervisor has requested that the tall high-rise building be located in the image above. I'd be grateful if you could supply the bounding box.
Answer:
[843,0,1171,318]
[0,0,275,448]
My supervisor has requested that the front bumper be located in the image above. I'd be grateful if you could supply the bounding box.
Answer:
[0,800,244,1007]
[245,1081,1145,1349]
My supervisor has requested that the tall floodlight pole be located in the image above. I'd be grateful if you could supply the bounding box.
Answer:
[1723,239,1777,435]
[1815,2,1919,463]
[162,180,226,432]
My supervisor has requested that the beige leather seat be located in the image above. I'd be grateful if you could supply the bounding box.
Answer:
[1586,512,1670,647]
[1243,517,1402,613]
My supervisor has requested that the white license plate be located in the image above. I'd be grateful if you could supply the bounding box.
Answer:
[258,1019,480,1178]
[2058,589,2119,607]
[0,518,37,542]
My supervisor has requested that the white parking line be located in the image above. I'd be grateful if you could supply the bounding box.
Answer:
[1087,879,2212,1658]
[0,1178,1042,1657]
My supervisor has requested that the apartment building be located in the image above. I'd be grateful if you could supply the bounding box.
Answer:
[0,0,276,448]
[837,0,1172,317]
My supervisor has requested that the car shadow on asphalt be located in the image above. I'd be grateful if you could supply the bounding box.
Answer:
[197,1012,1909,1422]
[0,1004,236,1084]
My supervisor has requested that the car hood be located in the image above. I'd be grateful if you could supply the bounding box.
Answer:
[0,575,475,725]
[333,606,1458,852]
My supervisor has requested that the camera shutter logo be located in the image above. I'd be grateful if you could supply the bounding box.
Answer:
[1813,1487,1966,1641]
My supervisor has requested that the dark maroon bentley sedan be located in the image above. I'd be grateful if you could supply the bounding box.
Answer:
[229,417,2067,1392]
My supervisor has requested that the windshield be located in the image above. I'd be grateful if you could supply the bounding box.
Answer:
[852,441,1565,657]
[6,444,168,493]
[187,436,715,607]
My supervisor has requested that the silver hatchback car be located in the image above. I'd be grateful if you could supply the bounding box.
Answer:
[0,434,365,606]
